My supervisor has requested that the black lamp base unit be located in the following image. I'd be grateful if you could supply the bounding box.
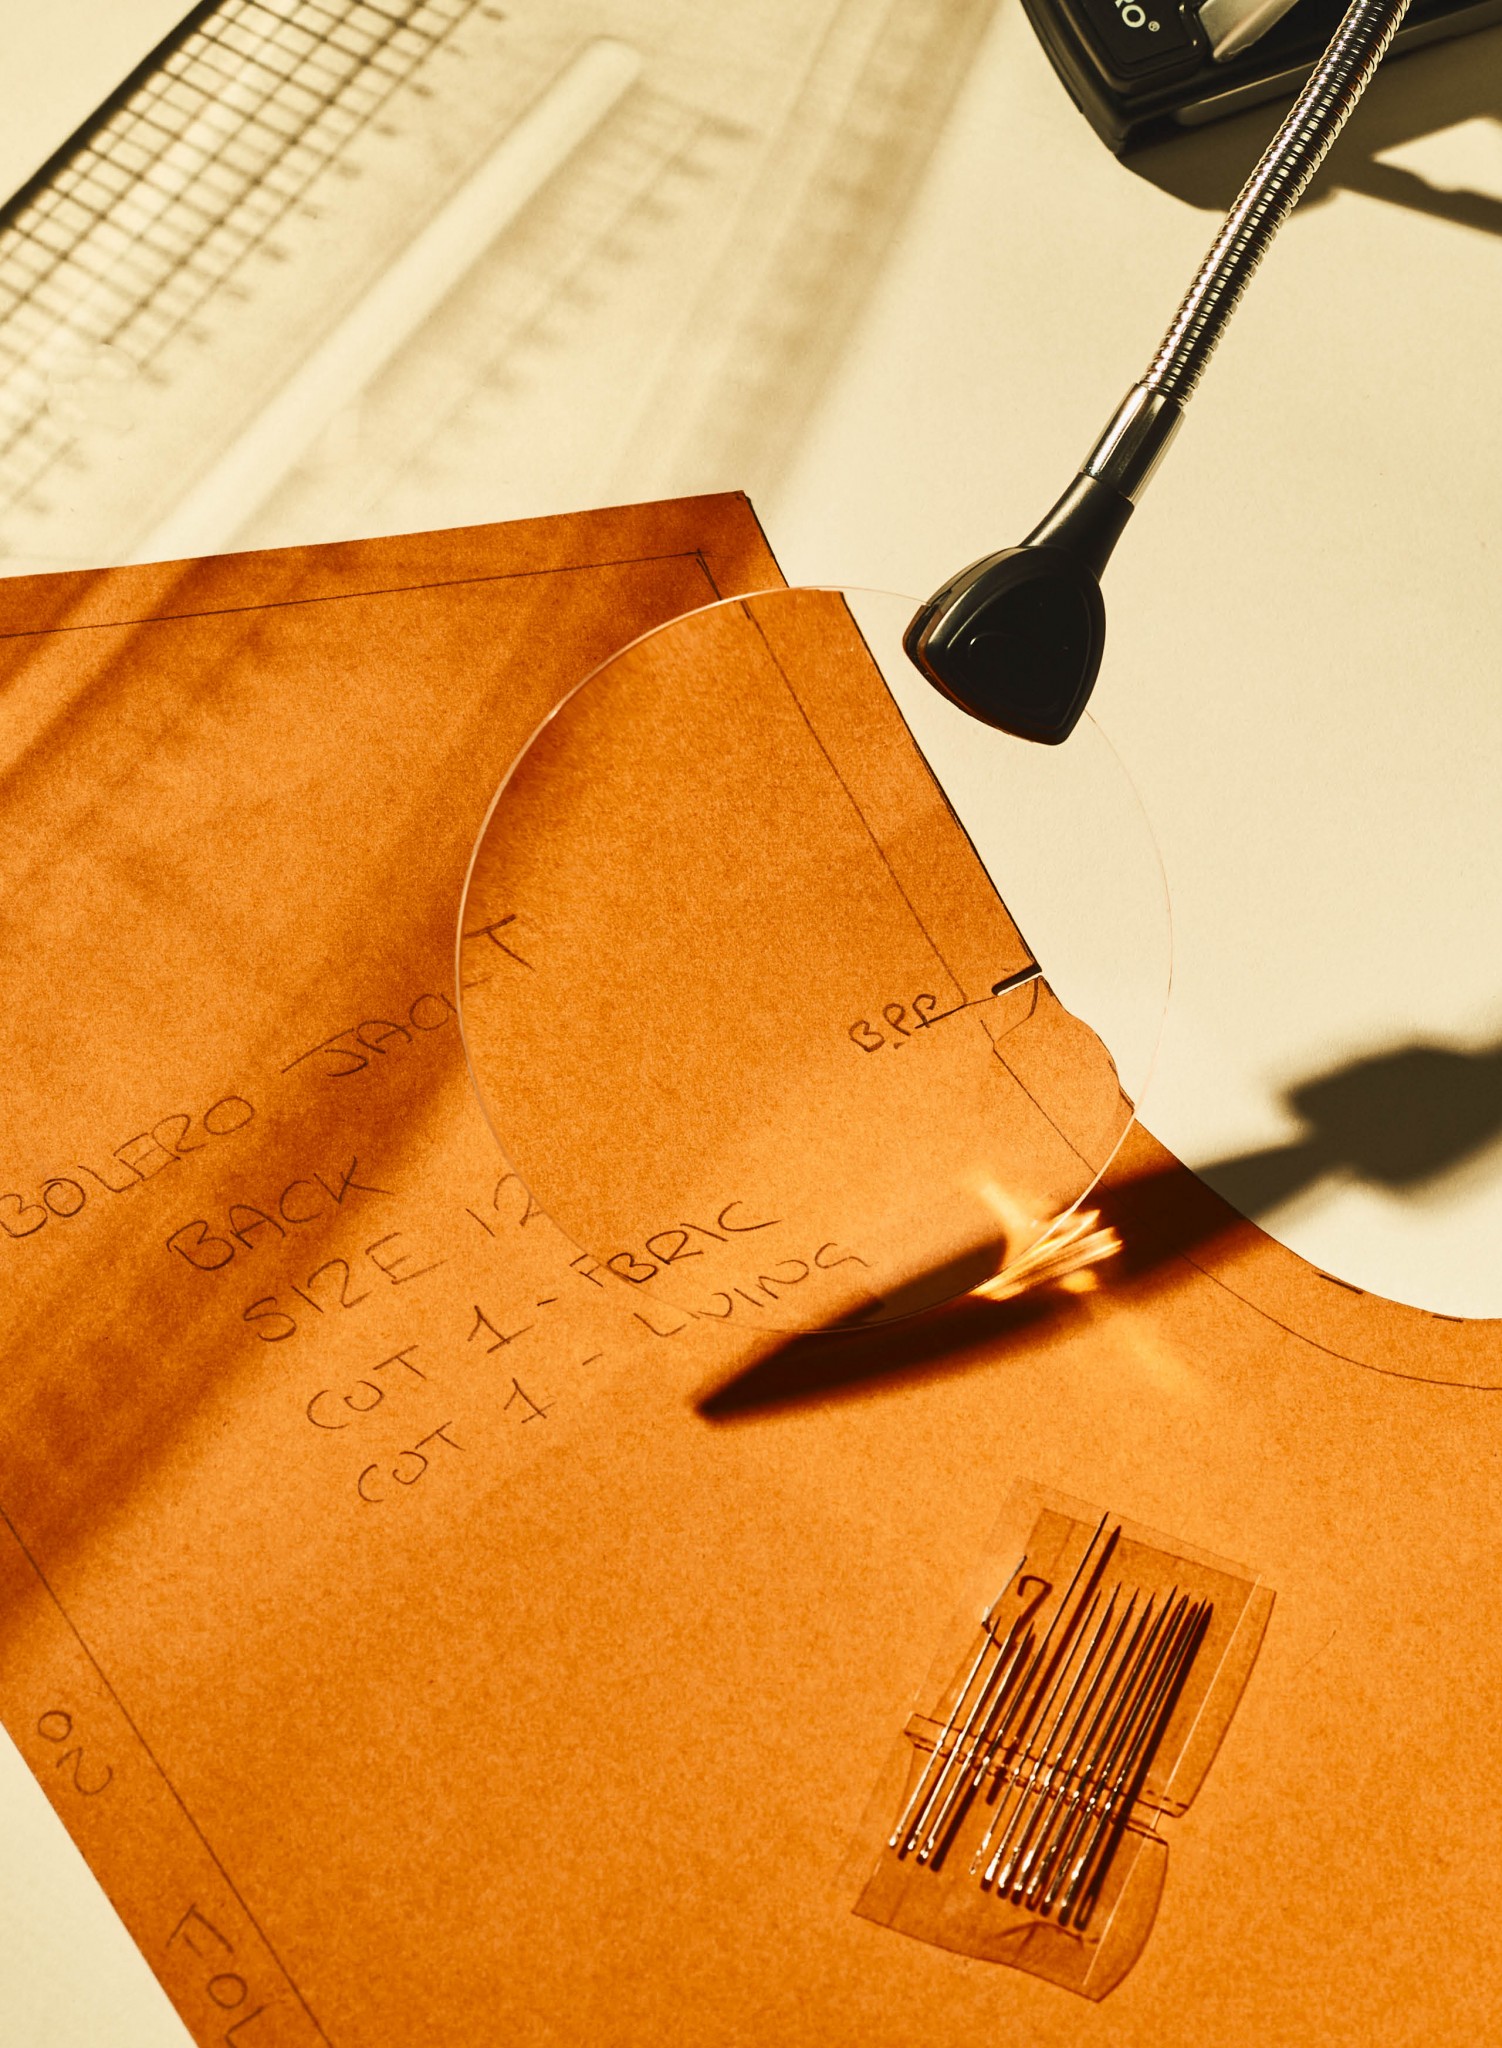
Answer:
[1023,0,1502,153]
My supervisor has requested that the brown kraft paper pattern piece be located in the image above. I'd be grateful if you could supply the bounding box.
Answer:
[0,494,1499,2045]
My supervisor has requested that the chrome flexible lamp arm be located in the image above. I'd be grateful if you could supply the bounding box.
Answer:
[906,0,1413,742]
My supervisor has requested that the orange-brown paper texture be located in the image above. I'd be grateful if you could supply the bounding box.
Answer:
[1,497,1500,2047]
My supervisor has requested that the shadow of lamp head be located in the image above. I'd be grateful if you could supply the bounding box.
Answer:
[1289,1039,1502,1189]
[1200,1035,1502,1225]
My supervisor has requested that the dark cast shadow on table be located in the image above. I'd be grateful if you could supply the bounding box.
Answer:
[696,1029,1502,1419]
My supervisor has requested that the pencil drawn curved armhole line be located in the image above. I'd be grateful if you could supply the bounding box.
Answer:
[1178,1248,1502,1390]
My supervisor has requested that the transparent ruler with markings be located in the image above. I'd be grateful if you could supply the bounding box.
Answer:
[0,0,995,574]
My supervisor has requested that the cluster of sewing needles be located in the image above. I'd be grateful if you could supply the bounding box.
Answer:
[888,1516,1210,1928]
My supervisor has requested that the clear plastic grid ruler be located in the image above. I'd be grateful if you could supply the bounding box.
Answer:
[0,0,997,572]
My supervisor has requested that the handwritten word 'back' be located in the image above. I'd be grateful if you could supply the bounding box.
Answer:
[167,1157,393,1272]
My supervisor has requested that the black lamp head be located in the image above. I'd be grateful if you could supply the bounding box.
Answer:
[904,542,1104,746]
[903,470,1135,746]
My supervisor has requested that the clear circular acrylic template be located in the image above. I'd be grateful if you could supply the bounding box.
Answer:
[459,589,1171,1332]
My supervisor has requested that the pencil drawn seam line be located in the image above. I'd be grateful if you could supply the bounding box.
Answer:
[741,600,966,1001]
[0,549,715,644]
[0,1499,335,2045]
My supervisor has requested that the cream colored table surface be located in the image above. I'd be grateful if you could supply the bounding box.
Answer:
[0,0,193,205]
[2,2,1499,2039]
[768,9,1502,1326]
